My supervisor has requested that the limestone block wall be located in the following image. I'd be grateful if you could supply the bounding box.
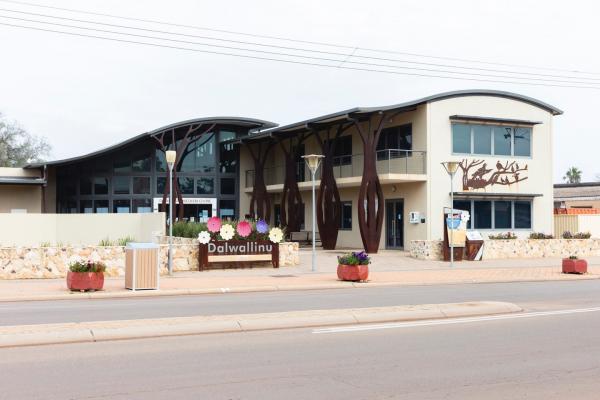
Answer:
[409,239,600,260]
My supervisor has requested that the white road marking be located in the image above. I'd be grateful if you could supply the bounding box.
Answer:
[313,306,600,334]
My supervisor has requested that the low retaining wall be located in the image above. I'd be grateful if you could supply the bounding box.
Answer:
[0,240,299,280]
[409,239,600,260]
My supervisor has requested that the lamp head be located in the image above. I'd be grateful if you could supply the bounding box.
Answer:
[302,154,324,173]
[441,161,460,176]
[165,150,177,165]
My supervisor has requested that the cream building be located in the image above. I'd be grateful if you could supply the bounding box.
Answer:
[0,90,561,252]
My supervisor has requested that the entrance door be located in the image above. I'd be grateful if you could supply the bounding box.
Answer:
[386,199,404,249]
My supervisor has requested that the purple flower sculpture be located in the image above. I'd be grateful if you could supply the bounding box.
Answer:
[256,219,269,234]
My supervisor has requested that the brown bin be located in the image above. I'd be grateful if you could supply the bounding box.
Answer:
[125,243,160,290]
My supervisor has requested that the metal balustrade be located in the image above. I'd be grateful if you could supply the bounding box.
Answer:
[245,149,426,188]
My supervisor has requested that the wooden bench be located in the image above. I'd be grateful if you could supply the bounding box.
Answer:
[198,240,279,271]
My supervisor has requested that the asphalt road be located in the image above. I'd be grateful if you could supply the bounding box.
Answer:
[2,303,600,399]
[2,279,600,326]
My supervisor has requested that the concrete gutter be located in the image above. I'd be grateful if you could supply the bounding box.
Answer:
[0,301,521,348]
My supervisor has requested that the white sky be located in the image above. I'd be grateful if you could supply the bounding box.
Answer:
[1,0,598,182]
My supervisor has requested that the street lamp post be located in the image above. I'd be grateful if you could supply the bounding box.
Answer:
[441,161,460,268]
[302,154,324,273]
[166,150,177,276]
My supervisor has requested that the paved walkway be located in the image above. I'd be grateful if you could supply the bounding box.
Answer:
[1,250,599,301]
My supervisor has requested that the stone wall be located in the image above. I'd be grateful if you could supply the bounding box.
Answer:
[0,239,299,280]
[409,239,600,260]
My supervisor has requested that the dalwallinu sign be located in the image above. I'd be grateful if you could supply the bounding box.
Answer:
[198,240,279,270]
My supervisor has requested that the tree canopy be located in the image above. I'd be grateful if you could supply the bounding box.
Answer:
[563,166,582,184]
[0,113,51,167]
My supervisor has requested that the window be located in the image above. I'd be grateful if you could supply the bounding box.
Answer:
[133,199,152,213]
[113,156,131,174]
[514,127,531,157]
[474,201,492,229]
[133,177,151,195]
[132,153,151,172]
[156,177,166,194]
[178,177,194,194]
[80,200,93,214]
[514,201,532,229]
[332,135,352,166]
[219,199,236,219]
[274,204,281,226]
[219,130,238,173]
[80,177,92,195]
[113,199,131,213]
[494,201,512,229]
[94,177,109,195]
[94,200,109,213]
[179,133,216,173]
[457,199,532,230]
[196,177,214,195]
[220,177,235,195]
[452,123,532,157]
[155,150,167,173]
[377,125,412,160]
[340,202,352,230]
[113,176,130,195]
[473,125,492,155]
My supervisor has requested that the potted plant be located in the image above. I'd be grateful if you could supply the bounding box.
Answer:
[562,255,588,274]
[66,259,107,291]
[337,251,370,282]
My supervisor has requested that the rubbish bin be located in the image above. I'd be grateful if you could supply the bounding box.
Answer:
[125,242,160,290]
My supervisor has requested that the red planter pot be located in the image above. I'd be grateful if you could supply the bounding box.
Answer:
[337,264,369,282]
[67,271,105,291]
[562,259,588,274]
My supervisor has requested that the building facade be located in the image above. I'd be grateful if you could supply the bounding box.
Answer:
[1,90,561,252]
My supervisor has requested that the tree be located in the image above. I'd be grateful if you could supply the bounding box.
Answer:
[0,113,51,167]
[563,167,582,184]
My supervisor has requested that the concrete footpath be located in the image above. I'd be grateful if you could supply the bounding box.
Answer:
[0,301,521,348]
[0,263,599,302]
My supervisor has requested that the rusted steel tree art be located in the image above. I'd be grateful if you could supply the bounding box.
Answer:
[278,134,306,234]
[310,123,353,249]
[458,159,528,190]
[152,123,215,220]
[352,113,389,253]
[247,140,274,221]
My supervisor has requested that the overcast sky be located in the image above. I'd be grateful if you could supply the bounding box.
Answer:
[1,0,598,182]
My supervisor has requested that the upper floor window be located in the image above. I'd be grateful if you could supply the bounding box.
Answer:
[452,123,531,157]
[332,135,352,166]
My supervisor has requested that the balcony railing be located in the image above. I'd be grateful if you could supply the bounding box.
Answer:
[245,149,426,188]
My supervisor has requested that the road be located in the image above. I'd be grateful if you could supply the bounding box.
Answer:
[1,302,600,399]
[3,279,600,325]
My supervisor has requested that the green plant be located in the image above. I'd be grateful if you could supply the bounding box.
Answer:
[68,260,106,273]
[39,241,52,247]
[116,236,136,246]
[98,238,114,246]
[337,251,371,266]
[488,232,517,240]
[529,232,554,239]
[568,255,578,260]
[562,231,591,239]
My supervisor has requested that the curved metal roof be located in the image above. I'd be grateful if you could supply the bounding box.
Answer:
[27,116,277,168]
[246,89,562,139]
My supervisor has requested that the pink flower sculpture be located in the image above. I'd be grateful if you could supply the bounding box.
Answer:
[236,221,252,238]
[207,217,222,233]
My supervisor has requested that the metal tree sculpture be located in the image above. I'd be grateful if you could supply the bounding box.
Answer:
[311,123,353,250]
[278,134,306,234]
[352,113,389,253]
[248,140,274,221]
[458,159,528,190]
[152,123,215,220]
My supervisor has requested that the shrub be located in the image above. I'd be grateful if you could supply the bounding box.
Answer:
[562,231,591,239]
[529,232,554,239]
[172,221,208,238]
[338,251,371,266]
[98,238,114,246]
[68,260,106,273]
[116,236,136,246]
[488,232,517,240]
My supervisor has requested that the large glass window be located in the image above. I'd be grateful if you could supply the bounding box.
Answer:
[452,124,471,154]
[220,177,235,195]
[219,130,238,173]
[196,177,214,195]
[514,201,532,228]
[453,200,472,230]
[80,177,92,195]
[493,126,512,156]
[474,201,492,229]
[155,150,167,172]
[133,177,151,195]
[179,133,216,173]
[473,125,492,155]
[377,124,412,160]
[132,153,151,172]
[340,201,352,230]
[113,176,130,195]
[333,135,352,166]
[113,199,131,213]
[514,127,531,157]
[80,200,93,214]
[219,199,236,219]
[494,201,512,229]
[156,177,166,194]
[94,177,109,195]
[113,156,131,174]
[94,200,109,213]
[178,177,194,194]
[133,199,152,213]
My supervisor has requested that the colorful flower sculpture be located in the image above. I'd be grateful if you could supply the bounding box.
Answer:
[256,219,269,234]
[269,227,284,243]
[220,224,235,241]
[207,216,221,233]
[236,221,252,237]
[197,231,211,244]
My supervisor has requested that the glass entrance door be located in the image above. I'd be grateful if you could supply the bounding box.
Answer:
[386,199,404,249]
